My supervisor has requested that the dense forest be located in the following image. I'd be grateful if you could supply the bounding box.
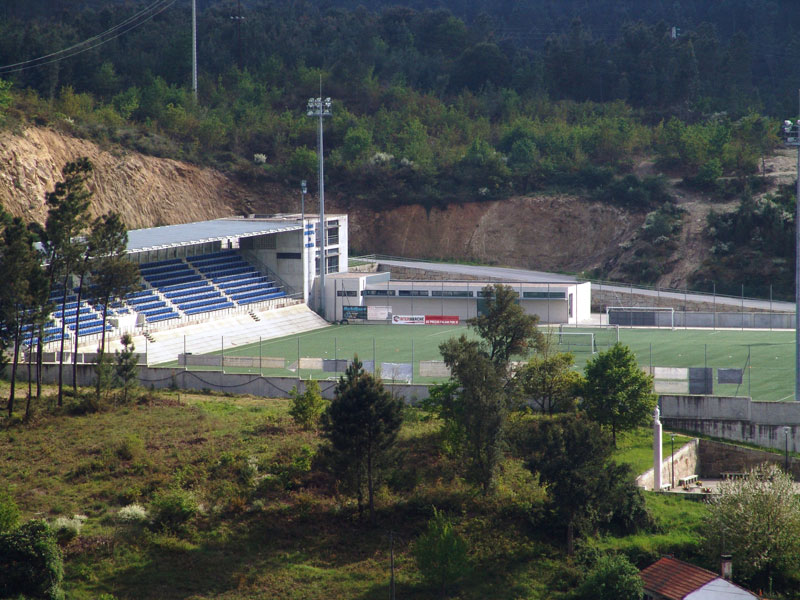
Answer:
[0,0,797,292]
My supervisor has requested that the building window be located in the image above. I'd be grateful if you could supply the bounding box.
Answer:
[477,290,519,298]
[327,225,339,245]
[431,290,473,297]
[362,289,396,296]
[336,290,358,297]
[398,290,429,297]
[523,291,565,299]
[326,255,339,273]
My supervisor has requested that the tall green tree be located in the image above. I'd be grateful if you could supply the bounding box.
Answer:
[524,413,649,554]
[0,216,47,418]
[517,335,583,414]
[44,158,92,407]
[468,283,541,368]
[321,356,403,520]
[703,463,800,589]
[437,283,543,493]
[87,212,139,357]
[113,333,138,404]
[439,336,506,494]
[582,343,656,446]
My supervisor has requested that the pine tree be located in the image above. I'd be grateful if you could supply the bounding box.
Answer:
[321,356,403,520]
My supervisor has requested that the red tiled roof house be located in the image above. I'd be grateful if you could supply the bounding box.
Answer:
[640,557,759,600]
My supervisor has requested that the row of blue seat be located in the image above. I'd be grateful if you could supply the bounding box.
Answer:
[176,296,228,312]
[146,312,180,323]
[163,282,214,300]
[184,301,234,316]
[231,288,283,302]
[237,291,286,305]
[139,258,183,269]
[173,292,221,309]
[143,264,195,282]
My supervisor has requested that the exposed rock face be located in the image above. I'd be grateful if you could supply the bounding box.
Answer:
[0,127,254,227]
[0,125,646,279]
[344,195,643,273]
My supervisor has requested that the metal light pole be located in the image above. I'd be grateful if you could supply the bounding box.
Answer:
[307,96,332,319]
[301,179,308,304]
[670,433,675,489]
[300,179,307,223]
[783,104,800,401]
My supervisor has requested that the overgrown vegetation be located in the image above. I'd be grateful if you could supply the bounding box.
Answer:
[0,382,712,599]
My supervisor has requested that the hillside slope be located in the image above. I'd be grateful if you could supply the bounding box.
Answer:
[1,124,769,287]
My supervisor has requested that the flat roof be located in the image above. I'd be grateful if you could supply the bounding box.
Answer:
[126,218,302,253]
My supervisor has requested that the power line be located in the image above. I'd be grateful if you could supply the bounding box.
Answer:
[0,0,177,75]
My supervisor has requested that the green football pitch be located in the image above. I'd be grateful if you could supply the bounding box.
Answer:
[158,324,797,402]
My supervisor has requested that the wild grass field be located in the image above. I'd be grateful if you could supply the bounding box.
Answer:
[0,384,709,600]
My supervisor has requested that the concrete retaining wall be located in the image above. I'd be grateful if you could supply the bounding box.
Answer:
[697,439,799,479]
[637,439,699,490]
[25,364,430,405]
[660,394,800,452]
[178,354,285,368]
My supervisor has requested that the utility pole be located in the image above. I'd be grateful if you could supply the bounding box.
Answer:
[191,0,197,101]
[781,91,800,401]
[231,0,244,70]
[306,95,332,319]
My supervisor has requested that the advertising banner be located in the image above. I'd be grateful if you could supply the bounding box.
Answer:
[391,315,425,325]
[342,306,367,320]
[367,305,391,321]
[424,315,460,325]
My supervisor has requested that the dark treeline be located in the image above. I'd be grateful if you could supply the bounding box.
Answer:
[0,1,784,215]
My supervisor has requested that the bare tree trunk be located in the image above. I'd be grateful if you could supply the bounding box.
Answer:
[25,327,34,420]
[56,276,69,407]
[367,447,375,521]
[72,268,87,392]
[8,325,21,417]
[567,520,575,556]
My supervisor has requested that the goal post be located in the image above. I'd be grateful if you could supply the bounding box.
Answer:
[552,330,597,353]
[606,306,674,329]
[558,323,619,349]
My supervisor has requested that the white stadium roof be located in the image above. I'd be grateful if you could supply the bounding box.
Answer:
[126,218,302,253]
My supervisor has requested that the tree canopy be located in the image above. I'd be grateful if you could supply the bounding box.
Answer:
[321,356,403,519]
[702,463,800,590]
[582,343,657,446]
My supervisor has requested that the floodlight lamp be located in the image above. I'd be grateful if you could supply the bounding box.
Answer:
[301,180,307,193]
[786,120,793,127]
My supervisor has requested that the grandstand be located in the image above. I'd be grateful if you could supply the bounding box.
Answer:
[37,214,348,364]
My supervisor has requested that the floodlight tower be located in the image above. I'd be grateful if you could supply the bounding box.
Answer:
[307,96,332,319]
[782,104,800,402]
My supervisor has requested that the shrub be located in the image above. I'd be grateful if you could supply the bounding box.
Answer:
[575,554,643,600]
[51,515,87,545]
[113,434,145,461]
[150,489,199,530]
[0,490,19,533]
[117,503,149,524]
[289,380,327,430]
[414,507,471,598]
[0,519,65,600]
